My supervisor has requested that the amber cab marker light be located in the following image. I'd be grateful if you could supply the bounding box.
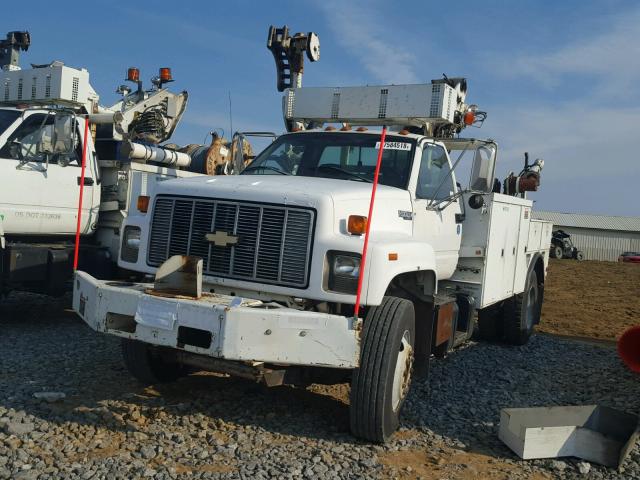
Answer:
[137,195,150,213]
[348,215,367,235]
[127,67,140,82]
[388,253,398,261]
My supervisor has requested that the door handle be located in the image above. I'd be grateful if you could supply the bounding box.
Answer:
[77,177,94,186]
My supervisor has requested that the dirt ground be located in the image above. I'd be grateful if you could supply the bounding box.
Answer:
[378,445,551,480]
[538,259,640,341]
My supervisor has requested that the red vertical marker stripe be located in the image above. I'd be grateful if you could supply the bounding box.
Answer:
[73,117,90,271]
[353,126,387,317]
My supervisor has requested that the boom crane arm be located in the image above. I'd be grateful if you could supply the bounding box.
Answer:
[267,26,320,92]
[0,31,30,69]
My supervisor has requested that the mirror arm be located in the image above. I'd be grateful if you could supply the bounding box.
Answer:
[428,188,486,211]
[427,144,469,204]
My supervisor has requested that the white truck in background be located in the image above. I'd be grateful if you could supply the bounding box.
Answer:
[0,31,249,297]
[73,26,552,442]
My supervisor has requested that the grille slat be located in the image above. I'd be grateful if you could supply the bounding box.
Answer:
[147,196,314,288]
[148,198,174,265]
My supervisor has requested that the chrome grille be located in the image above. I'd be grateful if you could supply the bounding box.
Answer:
[148,196,314,288]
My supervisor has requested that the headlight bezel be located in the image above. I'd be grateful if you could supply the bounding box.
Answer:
[121,225,142,263]
[327,251,361,294]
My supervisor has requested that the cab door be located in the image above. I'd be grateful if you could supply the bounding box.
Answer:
[411,142,462,280]
[0,111,95,235]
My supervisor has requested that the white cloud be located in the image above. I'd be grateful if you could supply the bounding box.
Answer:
[479,102,639,215]
[491,7,640,94]
[476,8,640,215]
[485,103,638,175]
[316,1,419,84]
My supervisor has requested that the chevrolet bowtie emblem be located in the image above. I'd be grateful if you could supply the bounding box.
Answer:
[205,231,238,247]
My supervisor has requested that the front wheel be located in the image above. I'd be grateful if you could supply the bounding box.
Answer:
[350,296,415,443]
[476,306,504,341]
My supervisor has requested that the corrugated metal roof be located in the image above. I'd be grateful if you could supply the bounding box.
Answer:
[532,211,640,232]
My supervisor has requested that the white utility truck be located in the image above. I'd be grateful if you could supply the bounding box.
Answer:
[73,27,552,442]
[0,31,244,297]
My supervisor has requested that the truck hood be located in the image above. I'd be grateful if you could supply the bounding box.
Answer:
[156,174,412,209]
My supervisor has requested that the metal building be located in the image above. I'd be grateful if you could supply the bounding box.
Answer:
[532,211,640,261]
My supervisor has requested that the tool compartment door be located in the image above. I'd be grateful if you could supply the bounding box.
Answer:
[482,199,522,305]
[512,206,532,295]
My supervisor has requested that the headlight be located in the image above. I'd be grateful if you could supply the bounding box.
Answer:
[121,226,141,263]
[333,255,360,276]
[328,251,361,294]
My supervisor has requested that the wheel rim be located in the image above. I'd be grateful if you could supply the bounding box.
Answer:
[525,282,538,330]
[391,330,413,412]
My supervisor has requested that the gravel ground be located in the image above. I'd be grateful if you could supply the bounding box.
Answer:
[1,293,639,480]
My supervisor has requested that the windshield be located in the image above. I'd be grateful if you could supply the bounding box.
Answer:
[242,132,416,189]
[0,110,20,136]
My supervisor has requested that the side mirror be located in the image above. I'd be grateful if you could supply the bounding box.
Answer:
[231,133,252,174]
[469,145,496,192]
[52,113,76,156]
[9,139,22,160]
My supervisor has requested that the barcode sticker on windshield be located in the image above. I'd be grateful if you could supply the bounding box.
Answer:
[375,141,411,151]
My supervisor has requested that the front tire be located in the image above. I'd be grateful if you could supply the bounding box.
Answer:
[476,306,504,341]
[350,296,415,443]
[121,339,187,385]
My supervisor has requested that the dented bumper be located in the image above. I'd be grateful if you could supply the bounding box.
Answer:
[72,271,360,369]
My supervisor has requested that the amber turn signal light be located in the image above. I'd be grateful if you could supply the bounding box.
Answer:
[348,215,367,235]
[137,195,150,213]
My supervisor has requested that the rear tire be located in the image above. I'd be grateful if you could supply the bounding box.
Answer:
[504,269,540,345]
[551,245,563,259]
[350,296,415,443]
[121,339,187,385]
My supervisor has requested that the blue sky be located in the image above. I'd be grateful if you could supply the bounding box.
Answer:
[5,0,638,215]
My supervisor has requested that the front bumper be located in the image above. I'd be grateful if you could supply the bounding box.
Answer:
[73,271,360,369]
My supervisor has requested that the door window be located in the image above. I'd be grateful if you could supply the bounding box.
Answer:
[416,144,454,200]
[0,113,81,165]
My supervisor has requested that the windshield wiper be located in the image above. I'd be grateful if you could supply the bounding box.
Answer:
[317,164,372,183]
[242,165,291,175]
